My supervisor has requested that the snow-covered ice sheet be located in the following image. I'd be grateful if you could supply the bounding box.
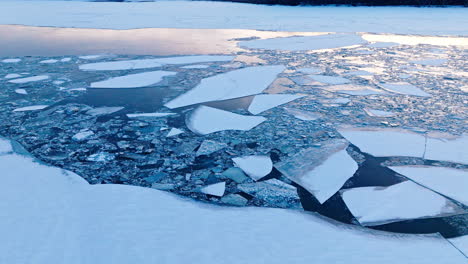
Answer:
[390,166,468,206]
[80,55,233,71]
[425,135,468,164]
[1,147,467,264]
[13,105,49,112]
[186,106,266,135]
[342,181,465,226]
[362,34,468,46]
[232,155,273,181]
[0,138,12,153]
[8,75,49,84]
[368,42,399,48]
[165,65,285,109]
[247,94,304,115]
[449,235,468,257]
[240,34,366,51]
[379,82,431,97]
[276,139,358,204]
[90,71,176,88]
[338,128,426,158]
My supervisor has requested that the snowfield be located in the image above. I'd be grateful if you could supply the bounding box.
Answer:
[0,138,467,264]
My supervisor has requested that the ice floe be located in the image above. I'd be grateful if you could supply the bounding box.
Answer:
[4,73,21,79]
[276,139,358,204]
[324,84,385,96]
[284,107,322,121]
[13,105,49,112]
[126,112,176,119]
[166,128,184,137]
[297,67,322,74]
[79,54,105,60]
[90,71,176,88]
[61,58,72,62]
[14,89,28,95]
[232,155,273,181]
[39,59,58,64]
[86,106,124,116]
[247,94,304,115]
[379,82,431,97]
[342,181,465,226]
[8,75,49,84]
[339,127,426,157]
[412,58,447,66]
[237,179,302,209]
[309,75,351,85]
[425,135,468,164]
[390,166,468,206]
[449,235,468,257]
[1,140,467,264]
[0,138,12,153]
[364,108,395,117]
[368,42,399,48]
[240,34,367,51]
[79,55,234,71]
[181,64,210,69]
[72,130,94,142]
[165,65,285,109]
[186,106,266,135]
[1,58,21,63]
[196,140,227,156]
[200,182,226,197]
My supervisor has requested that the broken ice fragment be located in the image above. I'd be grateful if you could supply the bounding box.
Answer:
[166,128,184,137]
[309,75,350,85]
[379,82,431,97]
[425,135,468,164]
[390,166,468,206]
[1,58,21,63]
[237,179,302,209]
[364,108,395,117]
[87,152,115,162]
[14,89,27,95]
[221,167,249,183]
[196,140,227,156]
[72,130,94,141]
[165,65,285,109]
[86,106,124,116]
[186,106,266,135]
[247,94,304,115]
[4,74,21,79]
[284,107,322,121]
[8,75,49,84]
[90,71,176,88]
[39,59,58,64]
[338,127,426,158]
[297,67,322,74]
[126,112,176,119]
[13,105,49,112]
[276,139,358,204]
[341,181,465,226]
[61,58,71,62]
[220,194,248,206]
[232,155,272,181]
[200,182,226,197]
[79,54,105,60]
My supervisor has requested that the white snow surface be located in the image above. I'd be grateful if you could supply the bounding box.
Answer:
[13,105,49,112]
[247,94,304,115]
[341,181,464,226]
[449,235,468,257]
[186,106,266,135]
[390,166,468,206]
[232,155,273,181]
[1,148,467,264]
[425,135,468,164]
[90,71,176,88]
[165,65,285,109]
[80,55,233,71]
[0,138,12,153]
[240,34,367,51]
[8,75,49,83]
[0,2,467,36]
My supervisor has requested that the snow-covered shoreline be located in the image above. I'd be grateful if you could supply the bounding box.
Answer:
[0,1,467,35]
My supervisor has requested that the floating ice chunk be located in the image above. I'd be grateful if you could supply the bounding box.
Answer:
[233,55,266,64]
[368,42,399,48]
[331,98,350,104]
[379,82,431,97]
[247,94,304,115]
[0,138,12,154]
[126,112,175,119]
[342,181,464,226]
[425,135,468,164]
[238,179,302,209]
[79,54,105,60]
[240,34,367,51]
[4,74,21,79]
[181,64,210,69]
[87,152,115,162]
[200,182,225,197]
[14,89,27,95]
[284,107,322,121]
[390,166,468,206]
[166,128,184,137]
[13,105,48,112]
[165,65,285,109]
[310,75,351,85]
[90,71,176,88]
[345,70,373,76]
[80,55,234,71]
[232,155,273,181]
[8,75,49,84]
[196,140,227,156]
[449,235,468,257]
[72,130,94,142]
[1,58,21,63]
[39,59,58,64]
[412,58,447,66]
[61,58,71,62]
[86,106,124,116]
[364,108,395,117]
[339,127,426,157]
[321,84,385,96]
[297,67,322,74]
[276,139,358,204]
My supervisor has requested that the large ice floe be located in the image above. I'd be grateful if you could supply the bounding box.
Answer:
[240,33,367,51]
[342,181,465,226]
[79,55,234,71]
[247,94,304,115]
[165,65,285,109]
[186,106,266,135]
[232,155,273,181]
[378,82,431,97]
[276,139,358,204]
[0,138,467,264]
[390,166,468,206]
[90,71,176,88]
